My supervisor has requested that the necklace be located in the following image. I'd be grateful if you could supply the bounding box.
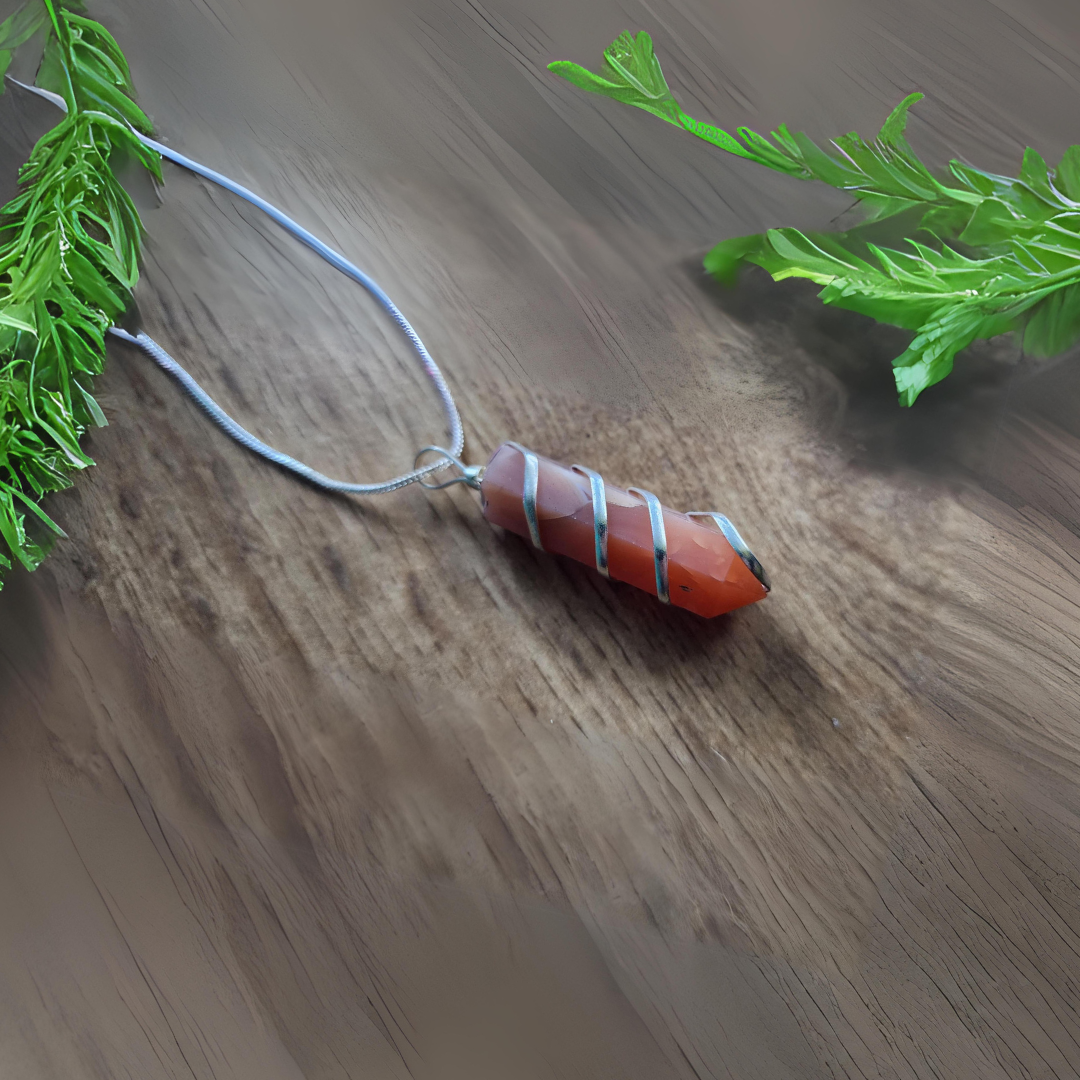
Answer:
[18,80,770,619]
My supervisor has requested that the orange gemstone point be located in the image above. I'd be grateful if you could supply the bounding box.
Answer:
[480,443,768,618]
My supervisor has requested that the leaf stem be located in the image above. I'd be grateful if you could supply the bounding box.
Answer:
[41,0,77,114]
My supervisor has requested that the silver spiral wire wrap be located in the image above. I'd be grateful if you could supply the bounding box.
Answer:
[570,465,608,578]
[627,488,670,604]
[507,446,770,598]
[688,513,771,591]
[506,442,544,551]
[11,79,465,496]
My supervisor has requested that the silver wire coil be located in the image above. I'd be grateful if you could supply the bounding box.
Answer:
[505,443,770,601]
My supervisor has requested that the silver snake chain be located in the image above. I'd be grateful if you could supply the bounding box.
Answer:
[11,79,476,495]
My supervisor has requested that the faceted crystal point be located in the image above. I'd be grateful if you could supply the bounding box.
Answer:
[480,442,768,618]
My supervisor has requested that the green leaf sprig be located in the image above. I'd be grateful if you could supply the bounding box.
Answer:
[550,32,1080,405]
[0,0,158,582]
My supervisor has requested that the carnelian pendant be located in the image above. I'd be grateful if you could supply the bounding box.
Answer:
[479,442,769,617]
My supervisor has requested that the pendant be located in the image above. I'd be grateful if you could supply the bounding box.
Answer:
[477,442,769,617]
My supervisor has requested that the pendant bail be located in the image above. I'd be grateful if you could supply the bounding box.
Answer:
[414,447,485,490]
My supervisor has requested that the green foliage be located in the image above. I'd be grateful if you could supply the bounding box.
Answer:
[0,0,158,581]
[550,32,1080,405]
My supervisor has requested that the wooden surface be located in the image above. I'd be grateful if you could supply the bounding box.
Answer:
[2,0,1080,1076]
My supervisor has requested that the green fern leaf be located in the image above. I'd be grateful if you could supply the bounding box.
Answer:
[0,0,159,583]
[551,31,1080,404]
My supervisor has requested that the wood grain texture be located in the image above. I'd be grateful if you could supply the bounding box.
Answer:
[2,0,1080,1076]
